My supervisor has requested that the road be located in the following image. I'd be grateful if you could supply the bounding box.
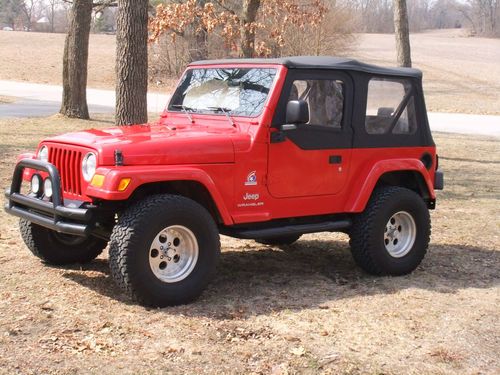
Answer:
[0,80,169,114]
[1,80,499,137]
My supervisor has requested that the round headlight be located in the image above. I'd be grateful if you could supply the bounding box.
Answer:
[82,153,97,182]
[31,174,42,195]
[38,146,49,162]
[44,178,53,198]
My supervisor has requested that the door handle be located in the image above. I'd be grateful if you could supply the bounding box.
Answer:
[329,155,342,164]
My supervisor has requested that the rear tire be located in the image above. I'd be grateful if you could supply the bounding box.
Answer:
[19,219,107,265]
[255,234,301,246]
[108,194,220,307]
[349,186,430,276]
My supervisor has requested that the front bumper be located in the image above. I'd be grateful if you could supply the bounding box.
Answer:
[4,159,92,236]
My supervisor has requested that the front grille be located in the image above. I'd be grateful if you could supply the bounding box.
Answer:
[48,147,83,196]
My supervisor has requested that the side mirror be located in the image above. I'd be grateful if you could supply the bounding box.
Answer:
[286,100,309,124]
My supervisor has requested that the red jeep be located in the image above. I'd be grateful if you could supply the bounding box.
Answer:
[5,57,443,307]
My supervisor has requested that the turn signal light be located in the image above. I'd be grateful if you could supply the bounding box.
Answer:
[118,178,131,191]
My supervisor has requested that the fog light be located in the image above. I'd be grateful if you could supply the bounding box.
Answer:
[44,178,53,198]
[31,174,42,195]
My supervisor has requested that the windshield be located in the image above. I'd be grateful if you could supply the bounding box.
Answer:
[168,67,277,117]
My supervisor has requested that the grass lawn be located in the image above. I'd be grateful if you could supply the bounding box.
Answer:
[0,115,498,374]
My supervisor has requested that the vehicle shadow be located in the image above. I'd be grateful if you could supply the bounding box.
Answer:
[61,239,500,316]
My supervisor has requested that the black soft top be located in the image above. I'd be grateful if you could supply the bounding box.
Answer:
[189,56,422,78]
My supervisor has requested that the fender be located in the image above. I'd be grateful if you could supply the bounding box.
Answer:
[344,158,435,213]
[85,165,234,225]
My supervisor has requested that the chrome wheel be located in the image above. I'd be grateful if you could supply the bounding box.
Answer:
[384,211,416,258]
[149,225,199,283]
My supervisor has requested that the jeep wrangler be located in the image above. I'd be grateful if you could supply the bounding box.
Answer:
[5,57,443,307]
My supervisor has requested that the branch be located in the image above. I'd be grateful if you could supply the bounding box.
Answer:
[93,0,117,12]
[211,0,237,15]
[62,0,117,11]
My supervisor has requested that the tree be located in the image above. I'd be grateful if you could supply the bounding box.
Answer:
[469,0,499,35]
[45,0,59,32]
[149,0,327,59]
[115,0,149,126]
[0,0,25,29]
[59,0,93,119]
[187,0,208,61]
[239,0,261,57]
[59,0,116,120]
[393,0,412,67]
[22,0,41,31]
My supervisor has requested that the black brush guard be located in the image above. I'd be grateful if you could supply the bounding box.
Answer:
[4,159,92,236]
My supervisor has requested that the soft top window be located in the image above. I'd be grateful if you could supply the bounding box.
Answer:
[365,78,417,135]
[289,79,344,128]
[169,67,277,117]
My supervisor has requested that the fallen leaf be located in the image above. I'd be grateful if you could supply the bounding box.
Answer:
[290,346,306,357]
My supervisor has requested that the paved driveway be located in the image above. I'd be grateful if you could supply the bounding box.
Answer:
[0,98,113,118]
[0,80,169,116]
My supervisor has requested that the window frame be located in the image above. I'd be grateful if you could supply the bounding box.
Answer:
[288,78,345,129]
[364,77,418,136]
[168,67,278,118]
[271,69,354,150]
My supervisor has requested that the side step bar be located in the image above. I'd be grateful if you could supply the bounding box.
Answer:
[222,219,352,240]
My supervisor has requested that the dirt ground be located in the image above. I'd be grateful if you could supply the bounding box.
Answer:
[0,115,498,374]
[0,31,116,90]
[1,29,499,114]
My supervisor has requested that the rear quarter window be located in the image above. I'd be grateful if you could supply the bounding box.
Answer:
[365,78,417,135]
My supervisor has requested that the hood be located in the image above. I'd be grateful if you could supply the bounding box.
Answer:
[44,123,239,165]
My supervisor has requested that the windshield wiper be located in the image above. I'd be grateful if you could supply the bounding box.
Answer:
[171,104,195,123]
[206,106,236,127]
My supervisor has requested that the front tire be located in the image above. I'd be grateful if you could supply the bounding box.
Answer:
[19,219,107,265]
[349,186,430,276]
[109,194,220,307]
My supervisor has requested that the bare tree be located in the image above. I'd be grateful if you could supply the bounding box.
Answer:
[115,0,148,126]
[393,0,412,67]
[0,0,25,29]
[22,0,41,31]
[60,0,116,119]
[471,0,499,35]
[45,0,59,32]
[60,0,93,119]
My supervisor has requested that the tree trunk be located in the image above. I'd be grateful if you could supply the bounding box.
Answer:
[186,0,208,61]
[240,0,261,58]
[115,0,149,126]
[393,0,412,67]
[50,1,55,33]
[59,0,92,119]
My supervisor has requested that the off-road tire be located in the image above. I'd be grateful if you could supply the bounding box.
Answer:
[108,194,220,307]
[349,186,430,276]
[255,234,301,246]
[19,219,107,265]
